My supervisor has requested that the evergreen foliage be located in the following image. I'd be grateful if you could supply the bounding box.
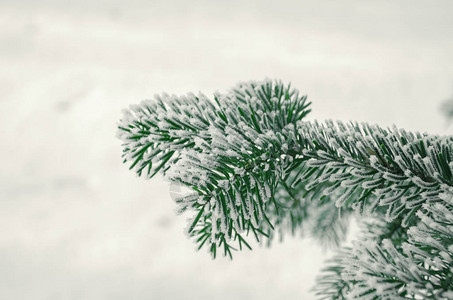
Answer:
[117,79,453,298]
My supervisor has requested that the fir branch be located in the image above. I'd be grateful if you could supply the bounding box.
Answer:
[118,79,453,298]
[293,120,453,223]
[118,79,313,257]
[338,189,453,299]
[313,247,354,300]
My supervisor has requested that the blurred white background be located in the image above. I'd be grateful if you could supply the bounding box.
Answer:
[0,0,452,299]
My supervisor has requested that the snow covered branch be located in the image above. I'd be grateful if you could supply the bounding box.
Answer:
[118,79,453,297]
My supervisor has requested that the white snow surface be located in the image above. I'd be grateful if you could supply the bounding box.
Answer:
[0,1,452,299]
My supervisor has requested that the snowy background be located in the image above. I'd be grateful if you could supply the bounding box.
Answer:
[1,0,452,299]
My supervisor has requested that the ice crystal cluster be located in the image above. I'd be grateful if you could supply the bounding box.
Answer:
[118,79,453,299]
